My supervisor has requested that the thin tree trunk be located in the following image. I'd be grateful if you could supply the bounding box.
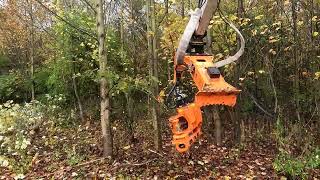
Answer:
[213,107,222,146]
[149,0,162,150]
[206,29,222,145]
[72,59,85,122]
[165,0,169,14]
[147,0,152,119]
[181,0,185,18]
[265,55,278,113]
[120,0,124,59]
[125,92,135,142]
[203,107,214,141]
[28,0,35,101]
[292,0,301,122]
[229,107,241,144]
[231,0,245,145]
[96,0,113,158]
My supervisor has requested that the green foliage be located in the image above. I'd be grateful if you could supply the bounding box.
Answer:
[0,74,16,100]
[274,114,320,179]
[66,148,85,166]
[273,148,320,179]
[0,95,73,173]
[0,101,44,173]
[0,72,29,102]
[273,152,307,179]
[0,54,9,68]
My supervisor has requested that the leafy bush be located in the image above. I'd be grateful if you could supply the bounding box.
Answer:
[0,95,73,173]
[273,148,320,179]
[0,72,29,102]
[0,100,44,173]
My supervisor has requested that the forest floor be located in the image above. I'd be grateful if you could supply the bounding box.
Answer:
[1,119,319,179]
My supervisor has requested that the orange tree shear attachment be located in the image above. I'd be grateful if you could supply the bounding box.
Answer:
[165,55,240,153]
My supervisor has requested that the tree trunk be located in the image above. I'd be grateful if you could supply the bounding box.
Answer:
[120,0,124,60]
[96,0,113,158]
[72,59,85,122]
[291,0,301,122]
[148,0,162,150]
[203,107,214,142]
[125,92,135,143]
[232,0,245,145]
[213,106,222,146]
[165,0,169,14]
[28,0,35,101]
[205,29,222,145]
[229,107,241,144]
[181,0,185,18]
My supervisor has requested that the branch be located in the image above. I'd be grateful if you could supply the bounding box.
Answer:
[79,0,97,14]
[148,149,165,157]
[244,89,276,118]
[33,0,97,40]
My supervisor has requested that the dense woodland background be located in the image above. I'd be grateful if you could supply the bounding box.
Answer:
[0,0,319,179]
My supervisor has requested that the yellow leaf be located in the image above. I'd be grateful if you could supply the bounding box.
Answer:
[315,72,320,80]
[252,29,257,36]
[215,53,223,60]
[255,15,264,20]
[297,21,303,26]
[269,39,279,43]
[159,90,165,97]
[259,70,265,74]
[269,49,276,55]
[272,22,281,26]
[284,47,291,51]
[312,16,318,22]
[260,29,267,35]
[229,14,237,21]
[312,32,319,37]
[284,0,290,6]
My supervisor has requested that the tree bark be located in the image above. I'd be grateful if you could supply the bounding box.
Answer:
[28,0,35,101]
[213,107,222,146]
[227,0,245,145]
[96,0,113,158]
[291,0,301,122]
[125,92,135,142]
[165,0,169,14]
[72,58,85,122]
[229,107,241,144]
[205,29,222,145]
[148,0,162,150]
[181,0,185,18]
[291,0,304,148]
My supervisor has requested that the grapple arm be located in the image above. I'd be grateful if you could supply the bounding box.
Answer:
[166,0,245,153]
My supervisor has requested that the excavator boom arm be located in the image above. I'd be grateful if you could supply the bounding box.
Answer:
[195,0,219,36]
[166,0,245,153]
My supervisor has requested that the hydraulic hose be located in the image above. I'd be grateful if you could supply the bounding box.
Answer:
[175,8,202,65]
[213,11,245,68]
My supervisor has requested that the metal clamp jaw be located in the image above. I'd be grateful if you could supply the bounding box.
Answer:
[168,55,240,153]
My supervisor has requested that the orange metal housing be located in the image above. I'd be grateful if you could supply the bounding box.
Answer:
[170,55,240,153]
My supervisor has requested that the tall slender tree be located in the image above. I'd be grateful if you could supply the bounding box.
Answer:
[27,0,35,101]
[147,0,162,150]
[96,0,113,158]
